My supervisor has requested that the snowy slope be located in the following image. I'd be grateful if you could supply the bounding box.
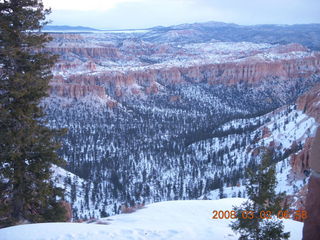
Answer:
[187,104,318,217]
[0,198,302,240]
[47,104,318,219]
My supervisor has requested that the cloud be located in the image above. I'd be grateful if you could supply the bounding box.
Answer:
[44,0,143,11]
[45,0,320,29]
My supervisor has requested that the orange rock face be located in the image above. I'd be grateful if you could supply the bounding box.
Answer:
[289,87,320,223]
[107,101,118,109]
[302,127,320,239]
[169,95,181,102]
[291,85,320,178]
[261,127,271,139]
[290,138,314,178]
[49,53,320,102]
[297,84,320,122]
[50,82,107,100]
[60,201,73,222]
[303,176,320,240]
[206,55,320,85]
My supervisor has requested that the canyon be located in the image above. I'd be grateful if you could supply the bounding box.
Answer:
[42,24,320,221]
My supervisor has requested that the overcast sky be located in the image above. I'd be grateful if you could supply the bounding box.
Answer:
[43,0,320,29]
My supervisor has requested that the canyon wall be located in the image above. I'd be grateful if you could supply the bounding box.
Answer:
[288,84,320,222]
[299,86,320,235]
[302,127,320,239]
[50,53,320,101]
[297,83,320,122]
[291,84,320,177]
[45,35,320,102]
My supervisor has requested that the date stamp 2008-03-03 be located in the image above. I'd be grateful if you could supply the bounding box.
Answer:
[212,210,308,220]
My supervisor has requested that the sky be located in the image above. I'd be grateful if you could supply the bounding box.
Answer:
[43,0,320,29]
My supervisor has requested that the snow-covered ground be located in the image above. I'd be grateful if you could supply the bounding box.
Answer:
[0,198,302,240]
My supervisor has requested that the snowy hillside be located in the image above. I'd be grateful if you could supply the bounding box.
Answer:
[39,28,320,221]
[0,198,302,240]
[199,106,317,204]
[47,100,318,219]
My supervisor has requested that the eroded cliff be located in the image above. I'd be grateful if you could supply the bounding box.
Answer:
[46,34,320,102]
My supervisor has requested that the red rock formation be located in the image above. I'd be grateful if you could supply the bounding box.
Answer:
[46,35,320,102]
[298,124,320,239]
[261,127,271,139]
[86,61,96,71]
[60,201,72,222]
[303,176,320,240]
[50,82,107,100]
[302,127,320,239]
[146,83,159,95]
[297,84,320,122]
[290,138,314,178]
[107,101,118,109]
[47,46,121,59]
[204,55,320,85]
[289,184,308,221]
[55,63,79,72]
[49,52,320,101]
[287,86,320,221]
[169,96,181,102]
[310,127,320,172]
[291,84,320,178]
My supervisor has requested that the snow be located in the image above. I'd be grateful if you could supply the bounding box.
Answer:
[204,186,247,200]
[191,105,317,210]
[47,32,315,79]
[262,109,318,149]
[0,199,302,240]
[102,30,150,34]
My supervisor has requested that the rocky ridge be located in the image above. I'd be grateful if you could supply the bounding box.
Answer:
[46,34,320,105]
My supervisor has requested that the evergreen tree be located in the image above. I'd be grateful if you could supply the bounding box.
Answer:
[0,0,66,226]
[230,150,290,240]
[219,185,225,199]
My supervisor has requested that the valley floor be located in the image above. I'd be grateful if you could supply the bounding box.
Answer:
[0,198,302,240]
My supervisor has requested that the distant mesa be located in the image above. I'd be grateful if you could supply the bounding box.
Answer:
[43,25,101,32]
[43,22,320,50]
[43,25,152,33]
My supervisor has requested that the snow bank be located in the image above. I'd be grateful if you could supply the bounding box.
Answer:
[0,198,302,240]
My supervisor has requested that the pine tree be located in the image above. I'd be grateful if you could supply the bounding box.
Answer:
[230,150,290,240]
[0,0,66,226]
[219,185,225,199]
